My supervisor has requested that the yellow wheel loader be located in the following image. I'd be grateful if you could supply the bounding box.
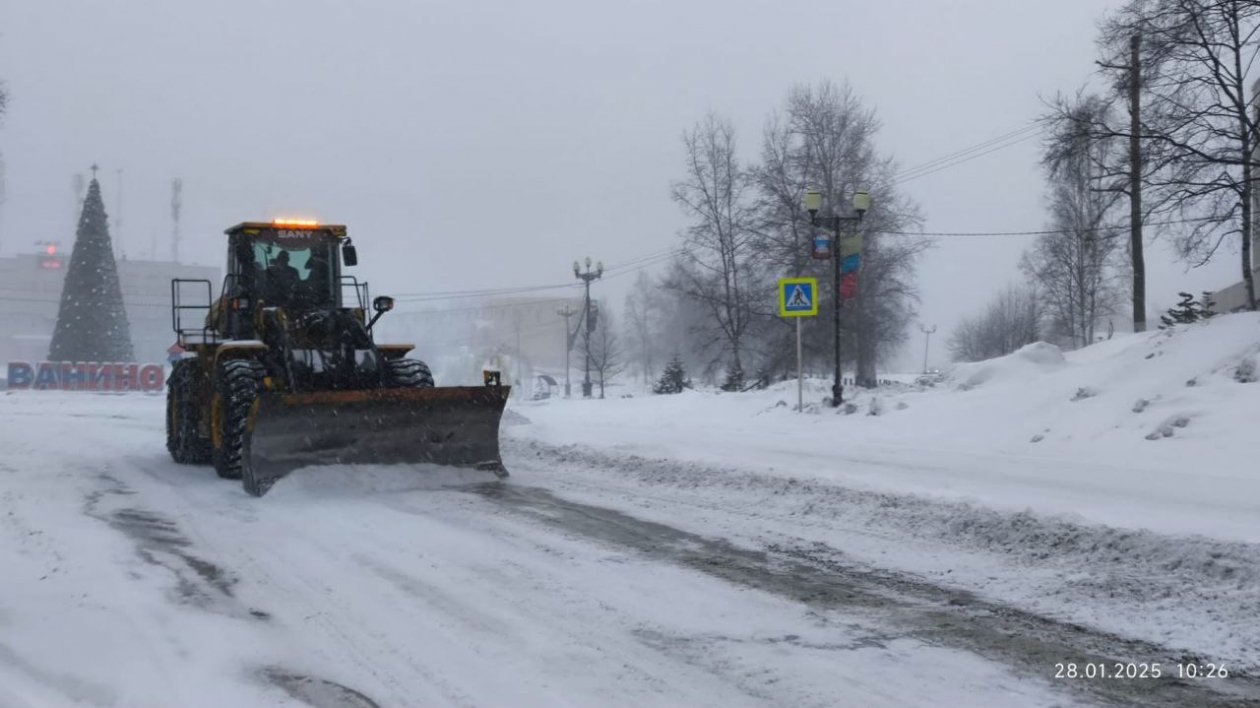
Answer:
[166,220,509,496]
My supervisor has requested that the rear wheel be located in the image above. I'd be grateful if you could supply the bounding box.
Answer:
[167,359,212,464]
[211,359,264,488]
[386,358,435,388]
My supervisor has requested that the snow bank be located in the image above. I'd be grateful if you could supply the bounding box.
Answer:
[511,313,1260,542]
[951,341,1067,390]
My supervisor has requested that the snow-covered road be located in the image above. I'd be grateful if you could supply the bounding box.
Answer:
[1,391,1256,707]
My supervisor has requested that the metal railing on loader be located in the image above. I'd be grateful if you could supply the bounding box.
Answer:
[171,278,219,347]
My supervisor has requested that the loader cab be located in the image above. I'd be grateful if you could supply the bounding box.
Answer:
[221,221,350,338]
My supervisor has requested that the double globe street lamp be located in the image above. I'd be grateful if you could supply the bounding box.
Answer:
[573,257,603,398]
[803,188,870,406]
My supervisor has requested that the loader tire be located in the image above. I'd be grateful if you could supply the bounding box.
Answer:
[211,359,264,486]
[386,358,435,388]
[167,359,212,464]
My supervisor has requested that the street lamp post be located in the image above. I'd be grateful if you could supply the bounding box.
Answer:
[573,257,603,398]
[919,323,937,374]
[557,305,577,397]
[804,189,870,406]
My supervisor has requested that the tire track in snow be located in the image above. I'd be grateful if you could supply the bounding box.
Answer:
[472,481,1260,708]
[505,438,1260,670]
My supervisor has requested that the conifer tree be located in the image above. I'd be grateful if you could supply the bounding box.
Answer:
[1199,291,1217,319]
[48,174,134,362]
[653,354,691,394]
[1159,293,1197,329]
[1158,291,1217,330]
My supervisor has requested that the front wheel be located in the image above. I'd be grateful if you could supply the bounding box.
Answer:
[167,359,211,464]
[211,359,264,489]
[386,358,435,388]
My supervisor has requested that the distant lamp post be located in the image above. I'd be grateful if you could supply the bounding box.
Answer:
[919,323,937,374]
[574,257,603,398]
[804,189,870,406]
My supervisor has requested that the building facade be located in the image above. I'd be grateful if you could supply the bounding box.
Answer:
[378,296,591,390]
[0,245,219,366]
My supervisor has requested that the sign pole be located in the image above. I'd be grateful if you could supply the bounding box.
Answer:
[778,276,818,413]
[796,317,803,411]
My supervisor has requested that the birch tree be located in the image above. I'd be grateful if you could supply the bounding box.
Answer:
[948,285,1043,362]
[583,307,625,399]
[1027,97,1126,347]
[623,271,662,385]
[1099,0,1260,310]
[669,114,762,389]
[752,81,927,386]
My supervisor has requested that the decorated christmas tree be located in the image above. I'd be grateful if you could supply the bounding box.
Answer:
[48,171,134,362]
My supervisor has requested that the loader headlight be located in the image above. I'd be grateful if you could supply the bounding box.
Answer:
[373,296,395,313]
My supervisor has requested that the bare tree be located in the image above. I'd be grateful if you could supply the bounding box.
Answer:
[1027,97,1126,348]
[669,114,762,388]
[0,80,7,249]
[1097,0,1260,310]
[623,271,662,386]
[1045,89,1167,332]
[752,81,927,387]
[948,285,1043,362]
[584,307,625,399]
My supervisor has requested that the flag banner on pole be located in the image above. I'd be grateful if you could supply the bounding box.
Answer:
[839,234,863,257]
[811,235,832,260]
[841,253,860,274]
[840,272,859,300]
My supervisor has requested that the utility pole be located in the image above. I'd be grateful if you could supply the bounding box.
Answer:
[0,153,6,254]
[0,152,7,254]
[171,178,183,263]
[557,304,578,397]
[72,172,86,218]
[514,313,522,394]
[115,168,124,259]
[918,323,936,374]
[1130,33,1146,333]
[573,257,603,398]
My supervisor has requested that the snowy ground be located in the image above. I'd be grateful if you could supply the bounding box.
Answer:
[512,314,1260,687]
[1,314,1258,707]
[0,395,1085,708]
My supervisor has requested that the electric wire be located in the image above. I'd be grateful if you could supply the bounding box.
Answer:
[893,120,1048,182]
[893,126,1047,185]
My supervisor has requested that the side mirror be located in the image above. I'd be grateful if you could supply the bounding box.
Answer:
[342,239,358,267]
[366,295,394,331]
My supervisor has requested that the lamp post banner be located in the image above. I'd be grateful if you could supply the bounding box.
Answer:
[840,272,859,300]
[811,235,832,260]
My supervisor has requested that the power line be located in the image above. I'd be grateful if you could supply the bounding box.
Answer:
[894,120,1047,182]
[395,296,577,315]
[603,246,684,272]
[0,294,171,309]
[393,281,580,303]
[875,215,1223,238]
[894,127,1047,185]
[877,227,1075,237]
[391,247,685,302]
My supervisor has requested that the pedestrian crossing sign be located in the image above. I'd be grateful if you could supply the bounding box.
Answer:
[778,277,818,317]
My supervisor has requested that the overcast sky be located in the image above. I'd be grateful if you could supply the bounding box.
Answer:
[0,0,1244,369]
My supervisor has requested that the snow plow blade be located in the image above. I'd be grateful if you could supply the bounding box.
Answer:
[247,386,511,496]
